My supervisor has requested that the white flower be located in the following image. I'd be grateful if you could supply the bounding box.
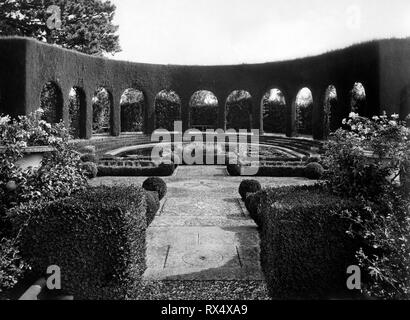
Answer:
[389,121,397,127]
[391,114,399,120]
[342,119,347,125]
[0,115,10,125]
[36,108,45,114]
[349,112,359,119]
[372,116,379,121]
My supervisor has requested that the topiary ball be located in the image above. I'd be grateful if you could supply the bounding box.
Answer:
[239,180,262,200]
[144,191,160,226]
[245,191,263,227]
[305,162,325,180]
[80,153,97,163]
[81,162,98,179]
[82,145,96,155]
[142,177,167,200]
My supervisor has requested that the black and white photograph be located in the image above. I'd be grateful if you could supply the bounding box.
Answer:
[0,0,409,312]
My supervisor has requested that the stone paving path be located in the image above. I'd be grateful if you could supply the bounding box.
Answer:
[144,166,264,281]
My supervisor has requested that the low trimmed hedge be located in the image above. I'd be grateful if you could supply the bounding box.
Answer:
[258,185,365,299]
[227,164,323,179]
[11,186,148,300]
[98,163,176,177]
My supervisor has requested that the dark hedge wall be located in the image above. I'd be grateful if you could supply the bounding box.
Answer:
[2,36,408,143]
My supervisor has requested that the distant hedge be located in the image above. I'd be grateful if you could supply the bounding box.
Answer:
[11,186,148,300]
[226,163,324,179]
[98,163,176,177]
[258,185,365,299]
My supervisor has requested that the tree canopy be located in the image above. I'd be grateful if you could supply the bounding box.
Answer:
[0,0,121,56]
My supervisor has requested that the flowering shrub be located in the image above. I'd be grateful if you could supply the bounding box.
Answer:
[324,112,410,300]
[0,109,88,293]
[324,112,410,199]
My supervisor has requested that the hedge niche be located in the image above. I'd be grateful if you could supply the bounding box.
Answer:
[154,90,182,131]
[258,185,364,299]
[12,186,148,300]
[190,91,219,130]
[226,90,252,131]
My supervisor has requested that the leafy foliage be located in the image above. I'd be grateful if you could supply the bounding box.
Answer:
[0,0,121,56]
[324,112,410,299]
[324,112,410,199]
[93,87,111,134]
[0,109,87,293]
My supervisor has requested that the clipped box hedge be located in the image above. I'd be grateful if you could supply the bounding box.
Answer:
[227,163,324,179]
[258,185,364,299]
[12,186,148,300]
[98,163,176,177]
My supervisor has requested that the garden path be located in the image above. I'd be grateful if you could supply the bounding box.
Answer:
[92,166,314,299]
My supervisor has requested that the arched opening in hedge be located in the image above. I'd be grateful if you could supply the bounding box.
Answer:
[154,90,182,131]
[295,87,313,135]
[40,81,63,123]
[226,90,252,131]
[92,87,113,135]
[190,90,219,131]
[68,87,86,139]
[120,88,145,133]
[262,88,287,134]
[323,85,337,134]
[350,82,366,113]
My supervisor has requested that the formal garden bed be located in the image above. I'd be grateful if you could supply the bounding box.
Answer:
[1,108,409,300]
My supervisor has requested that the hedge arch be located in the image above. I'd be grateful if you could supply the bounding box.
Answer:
[190,90,219,131]
[262,88,287,134]
[295,87,313,135]
[68,87,86,139]
[120,88,145,133]
[154,90,182,131]
[40,81,63,123]
[226,90,252,131]
[92,87,113,135]
[350,82,366,113]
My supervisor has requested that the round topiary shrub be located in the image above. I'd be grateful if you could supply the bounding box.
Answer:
[227,164,240,176]
[245,191,263,227]
[144,191,160,226]
[81,162,98,179]
[239,180,262,200]
[80,153,97,163]
[305,162,325,180]
[142,177,167,200]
